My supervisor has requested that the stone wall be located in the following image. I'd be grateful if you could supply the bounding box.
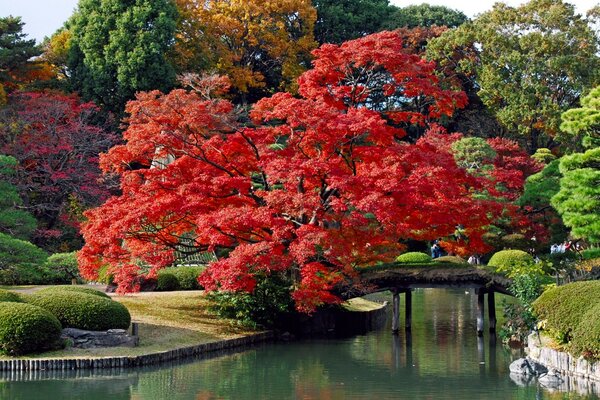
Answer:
[527,332,600,394]
[0,331,274,372]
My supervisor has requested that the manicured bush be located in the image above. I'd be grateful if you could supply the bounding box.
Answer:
[0,302,62,355]
[488,249,534,276]
[570,302,600,359]
[533,281,600,344]
[156,273,180,291]
[35,286,111,299]
[433,256,468,265]
[396,252,432,264]
[158,266,204,290]
[0,289,23,303]
[207,273,293,328]
[27,291,130,331]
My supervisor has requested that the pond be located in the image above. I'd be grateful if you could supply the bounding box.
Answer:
[1,289,597,400]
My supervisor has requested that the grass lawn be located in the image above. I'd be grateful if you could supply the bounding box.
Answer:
[0,290,258,359]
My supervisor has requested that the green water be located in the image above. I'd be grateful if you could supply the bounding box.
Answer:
[1,289,597,400]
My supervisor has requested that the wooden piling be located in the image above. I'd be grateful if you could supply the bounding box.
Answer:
[476,289,485,337]
[405,290,412,331]
[392,290,400,333]
[487,291,496,334]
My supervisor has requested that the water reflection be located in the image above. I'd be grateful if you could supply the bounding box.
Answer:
[0,289,598,400]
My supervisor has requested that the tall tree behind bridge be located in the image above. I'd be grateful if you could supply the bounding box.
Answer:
[172,0,316,103]
[428,0,600,153]
[67,0,178,114]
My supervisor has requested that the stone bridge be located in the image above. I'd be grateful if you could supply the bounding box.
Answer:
[344,266,513,336]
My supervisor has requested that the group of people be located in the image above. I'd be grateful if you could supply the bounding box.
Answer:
[550,240,582,255]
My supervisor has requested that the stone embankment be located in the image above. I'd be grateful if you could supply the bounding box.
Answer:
[509,333,600,396]
[0,331,274,372]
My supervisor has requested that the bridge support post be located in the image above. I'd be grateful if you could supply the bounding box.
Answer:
[488,290,496,334]
[392,290,400,333]
[405,289,412,331]
[476,288,485,337]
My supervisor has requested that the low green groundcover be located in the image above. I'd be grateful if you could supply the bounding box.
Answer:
[533,280,600,357]
[35,285,111,299]
[0,302,62,356]
[571,302,600,360]
[27,291,130,331]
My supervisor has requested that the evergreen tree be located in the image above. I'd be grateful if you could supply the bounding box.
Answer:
[68,0,178,114]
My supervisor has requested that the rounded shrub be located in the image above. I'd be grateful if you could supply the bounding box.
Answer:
[35,285,111,299]
[488,249,533,275]
[396,252,432,264]
[171,266,204,290]
[27,291,130,331]
[0,289,23,303]
[433,256,468,266]
[156,272,180,291]
[0,302,62,355]
[570,302,600,359]
[533,281,600,344]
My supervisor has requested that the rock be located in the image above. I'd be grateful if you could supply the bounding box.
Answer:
[509,358,535,375]
[528,358,548,376]
[509,372,534,387]
[539,369,563,388]
[62,328,139,349]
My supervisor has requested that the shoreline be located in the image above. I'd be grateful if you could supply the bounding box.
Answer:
[0,331,274,372]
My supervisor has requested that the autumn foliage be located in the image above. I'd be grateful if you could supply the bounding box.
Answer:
[79,31,530,313]
[0,92,117,249]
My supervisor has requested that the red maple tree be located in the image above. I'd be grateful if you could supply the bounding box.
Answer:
[0,91,117,249]
[79,31,526,313]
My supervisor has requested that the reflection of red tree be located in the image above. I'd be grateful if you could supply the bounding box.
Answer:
[195,391,223,400]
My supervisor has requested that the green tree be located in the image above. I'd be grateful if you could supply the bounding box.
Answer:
[68,0,178,114]
[428,0,600,153]
[0,16,41,93]
[383,4,467,30]
[313,0,393,44]
[0,155,36,240]
[551,148,600,243]
[560,85,600,149]
[518,159,568,244]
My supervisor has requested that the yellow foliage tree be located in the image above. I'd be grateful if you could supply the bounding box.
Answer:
[173,0,317,101]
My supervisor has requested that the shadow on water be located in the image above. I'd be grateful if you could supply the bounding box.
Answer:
[1,289,598,400]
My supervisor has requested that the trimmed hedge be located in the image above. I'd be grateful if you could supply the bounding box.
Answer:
[396,252,432,264]
[433,256,468,265]
[27,291,130,331]
[35,285,111,299]
[0,289,23,303]
[158,266,204,290]
[156,273,179,291]
[488,249,533,275]
[0,302,62,355]
[570,302,600,359]
[533,281,600,344]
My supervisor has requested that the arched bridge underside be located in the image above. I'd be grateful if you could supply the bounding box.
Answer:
[348,267,513,336]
